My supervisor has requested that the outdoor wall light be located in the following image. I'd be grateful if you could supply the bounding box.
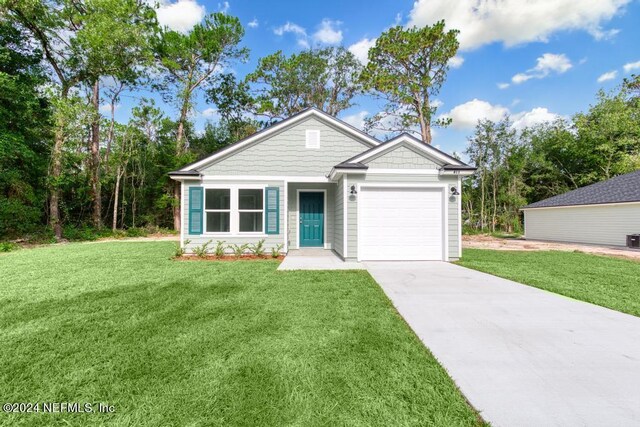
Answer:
[350,185,357,195]
[450,186,460,196]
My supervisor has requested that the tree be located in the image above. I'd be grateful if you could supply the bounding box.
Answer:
[361,21,459,143]
[246,47,362,120]
[155,12,247,231]
[0,19,51,236]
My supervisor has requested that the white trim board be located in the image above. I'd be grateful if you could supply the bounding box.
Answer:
[355,183,449,262]
[349,135,465,166]
[201,175,330,183]
[296,189,329,250]
[181,109,380,172]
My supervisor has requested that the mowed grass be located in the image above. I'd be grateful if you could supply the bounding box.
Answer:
[0,242,482,427]
[457,249,640,317]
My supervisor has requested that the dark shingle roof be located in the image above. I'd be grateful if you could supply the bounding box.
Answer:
[334,162,368,169]
[522,170,640,209]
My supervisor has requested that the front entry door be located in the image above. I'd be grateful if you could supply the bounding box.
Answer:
[299,192,324,247]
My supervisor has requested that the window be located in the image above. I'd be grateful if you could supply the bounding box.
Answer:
[205,189,230,232]
[305,129,320,148]
[203,187,264,234]
[239,189,263,232]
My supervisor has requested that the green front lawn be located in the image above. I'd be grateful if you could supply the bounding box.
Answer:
[0,242,482,426]
[457,249,640,317]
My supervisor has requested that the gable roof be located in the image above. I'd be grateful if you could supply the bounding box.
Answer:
[339,132,472,169]
[178,107,380,172]
[522,170,640,209]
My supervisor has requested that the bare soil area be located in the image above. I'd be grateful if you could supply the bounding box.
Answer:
[463,234,640,261]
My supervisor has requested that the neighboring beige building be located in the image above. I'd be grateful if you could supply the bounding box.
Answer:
[522,170,640,247]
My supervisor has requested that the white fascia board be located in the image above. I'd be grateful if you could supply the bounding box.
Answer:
[439,170,475,176]
[349,135,464,166]
[201,175,329,182]
[181,109,380,172]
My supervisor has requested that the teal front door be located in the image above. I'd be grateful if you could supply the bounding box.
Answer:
[299,192,324,247]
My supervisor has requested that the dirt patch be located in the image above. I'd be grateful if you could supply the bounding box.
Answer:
[175,254,284,262]
[463,234,640,261]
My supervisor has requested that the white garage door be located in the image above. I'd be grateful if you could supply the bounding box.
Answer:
[359,187,444,261]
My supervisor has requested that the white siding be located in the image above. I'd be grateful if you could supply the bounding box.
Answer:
[524,203,640,247]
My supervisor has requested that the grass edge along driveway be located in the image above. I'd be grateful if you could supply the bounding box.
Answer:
[0,241,485,426]
[457,248,640,318]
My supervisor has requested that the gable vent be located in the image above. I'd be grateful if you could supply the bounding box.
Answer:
[305,129,320,149]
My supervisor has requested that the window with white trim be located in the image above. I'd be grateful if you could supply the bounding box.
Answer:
[204,187,264,234]
[305,129,320,148]
[205,189,230,232]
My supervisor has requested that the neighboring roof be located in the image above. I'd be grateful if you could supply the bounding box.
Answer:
[340,133,471,168]
[522,170,640,209]
[179,107,381,172]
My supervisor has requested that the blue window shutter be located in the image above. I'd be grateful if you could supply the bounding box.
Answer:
[189,187,203,234]
[265,187,279,235]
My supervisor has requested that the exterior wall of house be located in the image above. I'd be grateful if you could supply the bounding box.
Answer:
[287,182,335,250]
[182,180,285,254]
[524,203,640,247]
[333,176,344,257]
[362,144,441,169]
[344,173,460,261]
[198,117,374,176]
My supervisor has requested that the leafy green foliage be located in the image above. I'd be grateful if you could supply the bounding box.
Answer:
[271,243,284,258]
[228,243,249,258]
[193,240,212,258]
[174,239,189,258]
[246,47,362,119]
[248,239,266,257]
[0,242,19,252]
[361,21,459,143]
[214,240,226,258]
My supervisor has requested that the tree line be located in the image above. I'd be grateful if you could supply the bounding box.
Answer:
[463,78,640,234]
[1,0,460,241]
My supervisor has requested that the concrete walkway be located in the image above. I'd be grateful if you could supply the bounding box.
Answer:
[278,249,365,270]
[366,261,640,427]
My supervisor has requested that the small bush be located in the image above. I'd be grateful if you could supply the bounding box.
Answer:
[214,240,226,258]
[271,243,284,258]
[228,243,249,258]
[0,242,19,252]
[125,227,148,238]
[249,239,266,257]
[174,239,190,257]
[193,240,212,258]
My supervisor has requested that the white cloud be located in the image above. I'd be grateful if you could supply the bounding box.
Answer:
[156,0,205,33]
[201,108,219,119]
[408,0,630,51]
[99,103,120,114]
[274,22,309,48]
[511,53,572,85]
[511,107,561,130]
[431,99,444,109]
[248,18,258,28]
[348,37,376,64]
[497,82,510,90]
[440,99,560,130]
[342,110,369,130]
[312,19,343,45]
[597,70,618,83]
[623,60,640,73]
[590,27,620,40]
[449,55,464,69]
[218,1,229,13]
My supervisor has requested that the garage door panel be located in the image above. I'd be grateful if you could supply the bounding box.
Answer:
[359,187,444,261]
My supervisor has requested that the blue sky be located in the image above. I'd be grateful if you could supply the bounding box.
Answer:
[111,0,640,156]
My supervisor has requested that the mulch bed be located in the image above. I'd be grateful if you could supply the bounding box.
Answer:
[175,254,285,262]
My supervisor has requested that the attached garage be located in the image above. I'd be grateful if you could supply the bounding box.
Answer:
[522,170,640,247]
[358,186,446,261]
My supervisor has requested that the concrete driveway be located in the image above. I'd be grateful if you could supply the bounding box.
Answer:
[366,261,640,427]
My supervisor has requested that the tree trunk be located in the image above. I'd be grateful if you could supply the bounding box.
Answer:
[176,98,189,154]
[173,183,181,232]
[90,79,102,228]
[112,164,122,231]
[50,124,64,240]
[419,113,432,144]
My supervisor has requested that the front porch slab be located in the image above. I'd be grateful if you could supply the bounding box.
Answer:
[278,249,365,270]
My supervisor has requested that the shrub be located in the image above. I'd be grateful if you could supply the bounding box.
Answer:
[193,240,212,258]
[249,239,266,257]
[0,242,19,252]
[271,243,284,258]
[214,240,226,258]
[125,227,148,238]
[228,243,249,258]
[174,239,190,257]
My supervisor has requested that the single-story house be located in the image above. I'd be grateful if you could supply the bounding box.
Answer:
[522,170,640,247]
[169,108,475,261]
